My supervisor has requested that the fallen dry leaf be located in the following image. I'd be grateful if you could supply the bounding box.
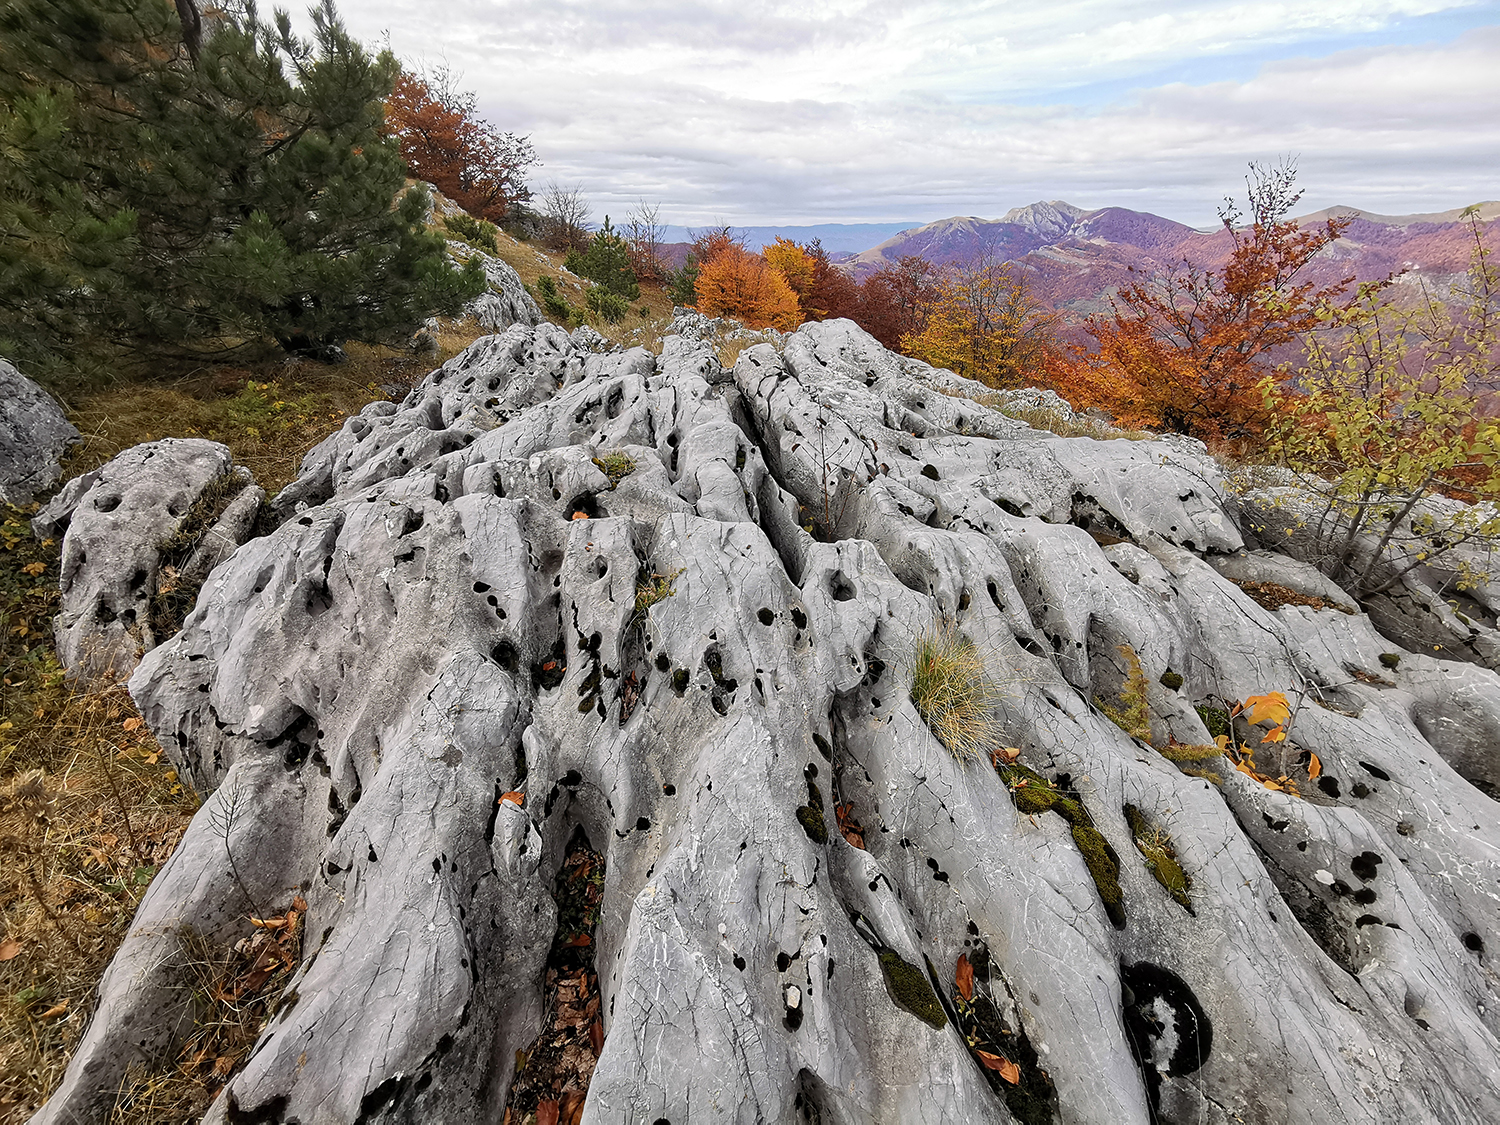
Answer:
[589,1020,604,1054]
[536,1099,561,1125]
[955,954,973,1002]
[975,1050,1021,1084]
[250,916,289,930]
[1307,752,1322,780]
[0,937,21,962]
[570,511,589,521]
[122,716,143,732]
[291,893,308,913]
[500,791,525,807]
[38,999,69,1019]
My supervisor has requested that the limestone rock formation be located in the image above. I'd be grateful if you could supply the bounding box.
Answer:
[0,357,79,507]
[447,240,544,333]
[1236,487,1500,674]
[33,439,264,679]
[34,321,1500,1124]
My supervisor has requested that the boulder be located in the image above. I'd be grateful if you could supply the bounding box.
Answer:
[33,320,1500,1124]
[0,357,79,507]
[33,440,263,679]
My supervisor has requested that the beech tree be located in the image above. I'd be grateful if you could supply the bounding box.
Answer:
[1062,161,1353,437]
[383,67,535,224]
[901,252,1058,386]
[695,243,800,330]
[857,256,940,351]
[1259,210,1500,596]
[0,0,482,375]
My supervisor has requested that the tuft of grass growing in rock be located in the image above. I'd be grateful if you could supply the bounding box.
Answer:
[634,569,684,621]
[149,472,253,641]
[592,452,636,490]
[910,625,1003,763]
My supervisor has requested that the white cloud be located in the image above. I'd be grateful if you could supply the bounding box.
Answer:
[318,0,1500,225]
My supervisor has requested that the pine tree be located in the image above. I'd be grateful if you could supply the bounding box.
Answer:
[0,0,482,378]
[564,218,640,300]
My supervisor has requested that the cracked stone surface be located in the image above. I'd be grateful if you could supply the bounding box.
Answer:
[33,320,1500,1124]
[0,357,78,507]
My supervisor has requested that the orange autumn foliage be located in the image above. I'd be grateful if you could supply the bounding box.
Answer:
[1053,162,1356,439]
[695,244,802,330]
[383,69,535,223]
[764,237,814,310]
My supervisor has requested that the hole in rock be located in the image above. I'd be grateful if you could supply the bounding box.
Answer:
[829,573,856,602]
[1120,961,1212,1120]
[504,830,606,1122]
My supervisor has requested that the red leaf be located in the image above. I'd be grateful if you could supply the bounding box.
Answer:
[536,1099,560,1125]
[976,1050,1021,1083]
[589,1019,604,1054]
[955,954,973,1002]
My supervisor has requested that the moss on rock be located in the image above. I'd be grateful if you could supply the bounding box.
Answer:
[877,949,947,1029]
[1071,823,1126,929]
[1124,804,1192,912]
[796,779,828,844]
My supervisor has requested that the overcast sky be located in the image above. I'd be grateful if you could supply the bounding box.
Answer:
[328,0,1500,228]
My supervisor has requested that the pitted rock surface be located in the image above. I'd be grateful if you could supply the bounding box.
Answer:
[0,357,79,506]
[33,320,1500,1124]
[33,439,260,678]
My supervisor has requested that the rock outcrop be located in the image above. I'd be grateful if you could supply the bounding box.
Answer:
[34,321,1500,1124]
[33,439,264,679]
[0,357,79,507]
[447,240,544,333]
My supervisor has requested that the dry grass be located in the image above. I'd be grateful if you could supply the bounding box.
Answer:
[909,625,1004,763]
[105,902,305,1124]
[57,324,488,497]
[0,509,199,1123]
[1097,644,1151,742]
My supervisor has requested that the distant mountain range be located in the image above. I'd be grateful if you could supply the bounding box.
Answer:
[845,200,1500,322]
[659,223,921,255]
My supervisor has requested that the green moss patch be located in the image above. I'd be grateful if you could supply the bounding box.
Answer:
[592,451,636,489]
[1070,824,1126,928]
[1124,804,1192,912]
[796,779,828,844]
[877,949,946,1028]
[997,761,1126,928]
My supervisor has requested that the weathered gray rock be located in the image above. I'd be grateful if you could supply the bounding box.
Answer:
[0,357,79,507]
[34,320,1500,1124]
[446,240,544,332]
[33,440,261,679]
[1238,488,1500,671]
